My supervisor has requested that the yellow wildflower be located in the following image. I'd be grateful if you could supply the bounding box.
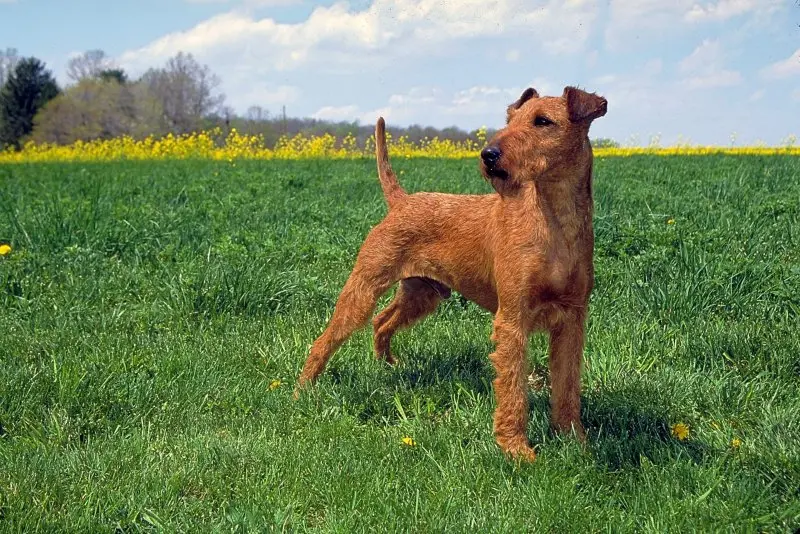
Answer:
[269,380,281,391]
[1,129,798,163]
[731,438,741,449]
[671,423,690,441]
[0,244,10,256]
[401,436,416,447]
[667,219,675,225]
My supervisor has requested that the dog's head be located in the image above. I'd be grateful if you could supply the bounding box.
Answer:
[480,86,607,193]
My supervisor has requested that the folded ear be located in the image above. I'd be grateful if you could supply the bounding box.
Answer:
[506,87,539,123]
[563,86,607,123]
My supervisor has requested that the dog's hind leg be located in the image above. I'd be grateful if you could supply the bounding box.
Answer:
[372,277,449,364]
[296,227,401,391]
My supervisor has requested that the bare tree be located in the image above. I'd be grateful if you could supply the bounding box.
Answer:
[66,49,113,83]
[140,52,225,134]
[246,105,268,122]
[0,47,20,88]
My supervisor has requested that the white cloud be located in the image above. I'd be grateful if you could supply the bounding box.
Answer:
[359,107,393,125]
[679,39,723,73]
[447,80,553,114]
[679,39,742,89]
[605,0,694,49]
[684,70,742,89]
[505,49,520,62]
[310,81,557,128]
[388,87,439,106]
[312,105,360,122]
[184,0,300,4]
[592,74,617,85]
[749,89,765,101]
[685,0,783,22]
[760,49,800,80]
[115,0,596,121]
[605,0,783,49]
[237,84,300,108]
[120,0,599,75]
[451,86,514,107]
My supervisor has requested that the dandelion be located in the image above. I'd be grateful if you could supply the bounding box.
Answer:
[269,380,282,391]
[0,244,10,256]
[731,438,741,449]
[671,422,690,441]
[401,436,416,447]
[667,219,675,225]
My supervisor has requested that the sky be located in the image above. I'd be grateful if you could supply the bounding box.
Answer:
[1,0,799,145]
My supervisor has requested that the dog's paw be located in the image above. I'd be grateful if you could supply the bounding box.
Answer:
[498,438,538,463]
[553,420,586,443]
[506,444,537,463]
[376,352,397,365]
[292,378,310,401]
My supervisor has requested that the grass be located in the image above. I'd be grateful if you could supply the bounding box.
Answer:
[1,156,799,531]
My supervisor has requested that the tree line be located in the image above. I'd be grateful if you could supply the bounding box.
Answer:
[0,47,619,150]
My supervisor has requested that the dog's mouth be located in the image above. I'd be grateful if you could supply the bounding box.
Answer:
[483,163,508,180]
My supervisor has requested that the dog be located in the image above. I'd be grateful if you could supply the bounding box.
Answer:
[295,86,607,461]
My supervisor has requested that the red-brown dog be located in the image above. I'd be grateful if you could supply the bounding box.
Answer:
[296,86,607,461]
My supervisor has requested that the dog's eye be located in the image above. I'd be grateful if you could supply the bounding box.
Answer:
[534,116,554,127]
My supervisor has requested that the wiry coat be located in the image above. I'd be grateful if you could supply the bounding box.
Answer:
[296,86,608,462]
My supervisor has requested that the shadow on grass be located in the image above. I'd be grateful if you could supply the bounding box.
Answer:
[322,343,493,424]
[582,391,711,470]
[318,345,711,469]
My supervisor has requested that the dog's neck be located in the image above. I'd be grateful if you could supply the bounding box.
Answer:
[529,158,594,246]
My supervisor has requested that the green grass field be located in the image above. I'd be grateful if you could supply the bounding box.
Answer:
[1,156,799,531]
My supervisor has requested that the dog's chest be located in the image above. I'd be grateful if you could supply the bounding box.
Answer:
[526,261,590,330]
[527,250,590,307]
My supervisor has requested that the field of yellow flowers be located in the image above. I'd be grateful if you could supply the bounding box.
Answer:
[1,128,798,162]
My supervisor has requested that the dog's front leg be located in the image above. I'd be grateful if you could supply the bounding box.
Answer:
[489,307,536,462]
[548,312,587,441]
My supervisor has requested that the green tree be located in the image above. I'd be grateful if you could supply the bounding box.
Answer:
[592,138,620,148]
[33,78,167,144]
[98,68,128,85]
[0,57,60,149]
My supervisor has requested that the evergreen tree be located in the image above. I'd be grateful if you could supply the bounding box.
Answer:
[0,57,60,149]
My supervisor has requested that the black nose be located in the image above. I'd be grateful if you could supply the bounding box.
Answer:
[481,146,501,165]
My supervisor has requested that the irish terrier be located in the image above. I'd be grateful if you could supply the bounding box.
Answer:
[296,86,608,461]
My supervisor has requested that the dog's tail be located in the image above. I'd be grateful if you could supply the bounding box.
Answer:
[375,117,406,208]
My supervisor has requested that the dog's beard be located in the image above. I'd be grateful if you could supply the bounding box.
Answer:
[485,166,508,180]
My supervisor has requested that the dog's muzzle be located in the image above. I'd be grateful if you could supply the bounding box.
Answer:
[481,145,508,179]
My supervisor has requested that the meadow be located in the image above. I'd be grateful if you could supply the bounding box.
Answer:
[1,154,799,531]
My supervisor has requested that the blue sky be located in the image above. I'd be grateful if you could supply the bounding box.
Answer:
[2,0,799,145]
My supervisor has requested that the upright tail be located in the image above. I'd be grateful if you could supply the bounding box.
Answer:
[375,117,406,208]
